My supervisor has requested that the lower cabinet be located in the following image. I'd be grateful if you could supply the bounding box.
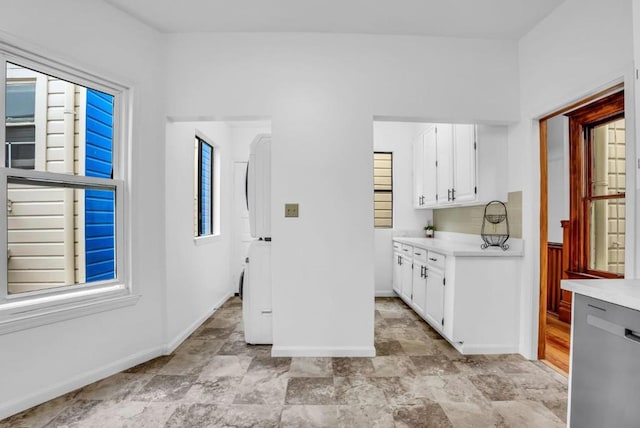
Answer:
[392,240,520,355]
[412,261,427,317]
[424,267,444,330]
[400,253,413,302]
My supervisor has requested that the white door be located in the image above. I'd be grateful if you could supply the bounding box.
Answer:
[425,268,445,330]
[422,127,438,206]
[413,134,424,208]
[232,162,252,292]
[452,124,477,203]
[400,255,413,302]
[412,263,427,316]
[435,124,454,205]
[392,252,402,294]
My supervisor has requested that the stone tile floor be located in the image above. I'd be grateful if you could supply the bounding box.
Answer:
[1,297,568,427]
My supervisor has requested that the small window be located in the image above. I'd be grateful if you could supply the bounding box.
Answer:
[5,80,36,169]
[374,152,393,228]
[196,137,214,236]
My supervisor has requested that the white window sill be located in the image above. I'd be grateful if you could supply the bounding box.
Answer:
[0,285,140,335]
[194,234,222,246]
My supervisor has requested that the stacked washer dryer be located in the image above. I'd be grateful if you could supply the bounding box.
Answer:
[242,134,273,344]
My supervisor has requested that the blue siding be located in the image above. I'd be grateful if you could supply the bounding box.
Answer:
[200,143,212,235]
[85,89,115,282]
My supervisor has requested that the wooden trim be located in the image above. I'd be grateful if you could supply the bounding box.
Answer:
[538,118,548,359]
[538,82,624,122]
[547,242,563,316]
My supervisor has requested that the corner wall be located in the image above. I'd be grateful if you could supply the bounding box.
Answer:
[0,0,166,418]
[511,0,635,359]
[165,33,520,356]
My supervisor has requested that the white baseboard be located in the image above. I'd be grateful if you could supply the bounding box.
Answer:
[165,291,233,354]
[457,343,520,355]
[375,290,397,297]
[271,346,376,357]
[0,345,165,421]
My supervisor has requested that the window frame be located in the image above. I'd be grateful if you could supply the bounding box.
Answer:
[374,151,393,229]
[196,136,214,237]
[567,91,625,279]
[0,40,135,334]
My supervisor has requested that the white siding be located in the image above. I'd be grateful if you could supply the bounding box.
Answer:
[6,73,86,293]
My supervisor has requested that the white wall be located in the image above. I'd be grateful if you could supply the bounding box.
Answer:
[165,32,519,356]
[510,0,635,358]
[373,121,431,295]
[0,0,166,418]
[546,115,569,243]
[165,121,235,349]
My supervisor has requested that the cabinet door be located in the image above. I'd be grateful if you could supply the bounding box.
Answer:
[400,257,413,302]
[413,135,424,208]
[412,263,427,316]
[425,269,445,330]
[435,124,454,205]
[422,128,438,206]
[392,253,402,294]
[452,124,477,203]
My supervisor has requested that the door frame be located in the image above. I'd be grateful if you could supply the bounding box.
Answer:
[537,83,624,359]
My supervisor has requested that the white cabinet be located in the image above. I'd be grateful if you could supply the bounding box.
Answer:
[392,238,520,355]
[400,251,413,302]
[413,123,507,208]
[392,243,402,294]
[411,248,428,316]
[422,129,438,206]
[424,253,445,330]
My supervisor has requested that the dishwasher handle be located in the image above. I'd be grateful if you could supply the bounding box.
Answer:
[625,329,640,344]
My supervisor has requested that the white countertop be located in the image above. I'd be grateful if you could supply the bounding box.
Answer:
[393,236,523,257]
[561,279,640,311]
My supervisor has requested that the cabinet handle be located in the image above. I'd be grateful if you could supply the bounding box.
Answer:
[447,189,451,201]
[429,257,437,262]
[451,188,456,201]
[625,329,640,344]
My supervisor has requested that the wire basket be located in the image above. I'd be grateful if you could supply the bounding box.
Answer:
[481,201,510,251]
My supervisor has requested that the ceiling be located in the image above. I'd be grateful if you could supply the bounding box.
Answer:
[104,0,565,39]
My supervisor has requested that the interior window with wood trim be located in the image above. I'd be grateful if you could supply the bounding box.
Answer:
[567,91,625,278]
[374,152,393,228]
[195,136,214,236]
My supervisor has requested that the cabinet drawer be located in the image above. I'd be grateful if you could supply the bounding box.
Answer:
[413,247,427,263]
[400,244,412,255]
[392,242,401,251]
[427,251,445,271]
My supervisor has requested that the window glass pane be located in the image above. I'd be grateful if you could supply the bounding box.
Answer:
[589,198,625,275]
[373,152,393,228]
[7,179,116,294]
[5,62,114,177]
[6,83,35,122]
[198,140,213,236]
[591,118,625,196]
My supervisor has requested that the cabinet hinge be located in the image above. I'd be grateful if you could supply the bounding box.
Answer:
[443,278,446,286]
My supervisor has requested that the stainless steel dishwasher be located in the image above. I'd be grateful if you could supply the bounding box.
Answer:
[569,293,640,427]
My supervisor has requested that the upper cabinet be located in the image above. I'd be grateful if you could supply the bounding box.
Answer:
[413,123,507,209]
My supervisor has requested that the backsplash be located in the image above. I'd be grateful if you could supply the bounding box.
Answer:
[432,191,522,238]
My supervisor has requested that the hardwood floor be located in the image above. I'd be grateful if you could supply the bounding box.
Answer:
[544,313,571,375]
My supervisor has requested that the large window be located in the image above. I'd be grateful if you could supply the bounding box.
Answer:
[567,91,625,278]
[196,136,214,236]
[0,45,131,332]
[374,152,393,228]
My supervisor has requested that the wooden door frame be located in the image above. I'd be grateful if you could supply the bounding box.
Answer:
[537,83,624,359]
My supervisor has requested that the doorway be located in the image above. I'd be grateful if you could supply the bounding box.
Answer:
[538,85,625,374]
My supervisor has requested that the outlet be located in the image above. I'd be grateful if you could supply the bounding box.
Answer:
[285,203,299,218]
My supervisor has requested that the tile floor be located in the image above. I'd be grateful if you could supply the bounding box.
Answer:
[1,297,568,427]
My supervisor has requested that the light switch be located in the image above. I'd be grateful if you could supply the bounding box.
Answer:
[285,203,299,218]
